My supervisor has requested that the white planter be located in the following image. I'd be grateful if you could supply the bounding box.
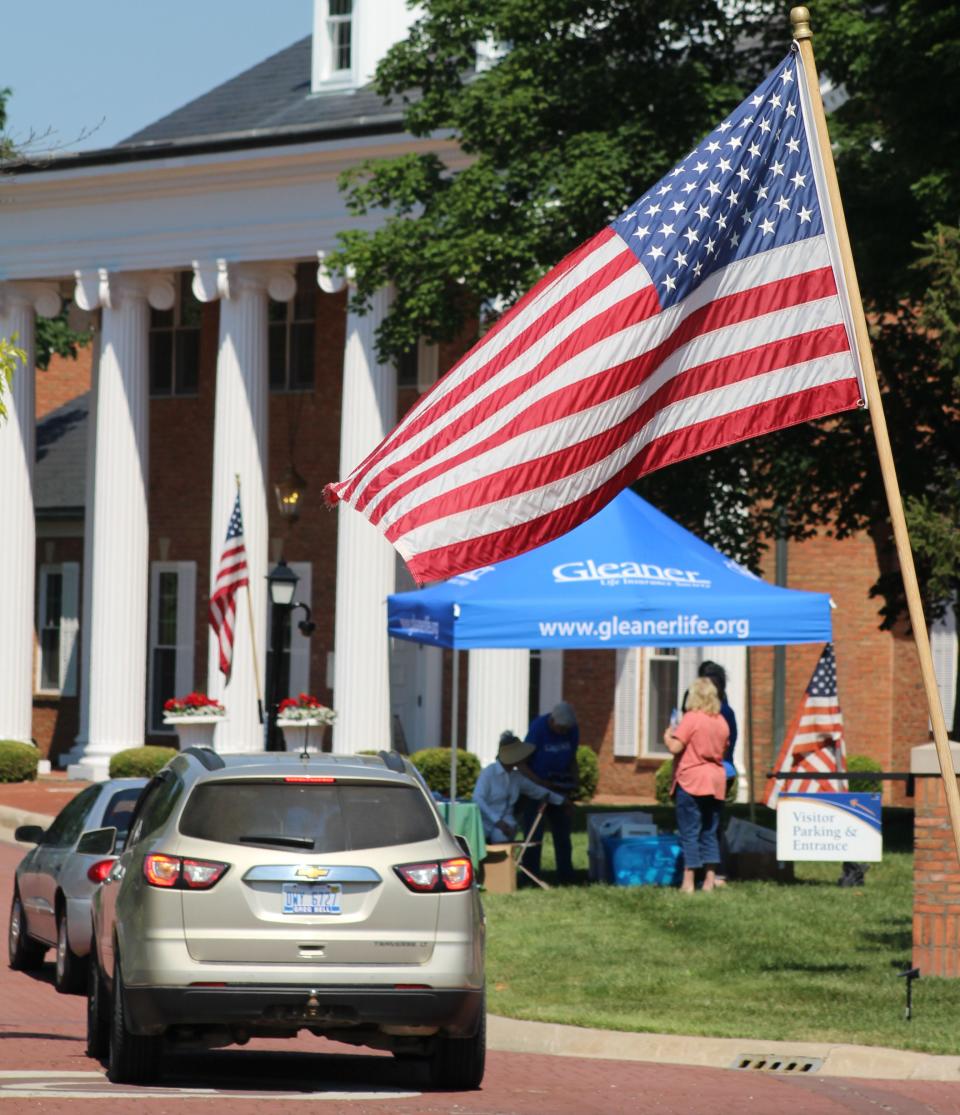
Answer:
[277,719,330,753]
[163,716,224,749]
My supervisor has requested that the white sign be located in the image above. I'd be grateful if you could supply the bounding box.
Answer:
[776,792,882,862]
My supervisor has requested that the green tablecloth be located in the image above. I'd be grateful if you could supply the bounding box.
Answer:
[437,801,487,869]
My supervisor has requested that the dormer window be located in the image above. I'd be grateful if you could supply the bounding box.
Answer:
[312,0,355,91]
[328,0,353,74]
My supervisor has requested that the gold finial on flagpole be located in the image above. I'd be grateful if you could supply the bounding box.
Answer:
[790,6,812,41]
[235,472,241,491]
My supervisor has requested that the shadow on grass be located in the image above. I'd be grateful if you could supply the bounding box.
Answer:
[759,961,869,975]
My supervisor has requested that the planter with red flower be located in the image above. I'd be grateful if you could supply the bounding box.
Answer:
[162,692,226,748]
[276,693,336,752]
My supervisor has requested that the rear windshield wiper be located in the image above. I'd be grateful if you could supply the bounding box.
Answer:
[237,834,315,849]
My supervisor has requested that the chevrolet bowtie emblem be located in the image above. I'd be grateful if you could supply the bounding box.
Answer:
[295,866,329,880]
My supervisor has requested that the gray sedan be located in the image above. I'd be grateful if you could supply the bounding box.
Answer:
[8,778,147,993]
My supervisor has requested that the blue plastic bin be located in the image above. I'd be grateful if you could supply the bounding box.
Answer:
[603,835,683,887]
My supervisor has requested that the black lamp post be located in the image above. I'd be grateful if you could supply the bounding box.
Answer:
[264,559,300,752]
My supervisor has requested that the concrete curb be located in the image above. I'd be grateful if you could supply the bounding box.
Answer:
[487,1015,960,1081]
[0,804,53,845]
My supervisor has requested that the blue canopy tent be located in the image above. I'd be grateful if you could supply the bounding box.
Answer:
[388,489,833,804]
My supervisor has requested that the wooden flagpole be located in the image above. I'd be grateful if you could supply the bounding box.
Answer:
[790,6,960,863]
[235,473,264,723]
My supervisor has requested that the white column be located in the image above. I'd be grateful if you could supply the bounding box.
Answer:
[0,282,61,746]
[194,260,295,752]
[320,262,396,754]
[70,269,173,780]
[467,649,531,766]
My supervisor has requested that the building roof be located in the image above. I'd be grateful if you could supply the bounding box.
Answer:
[120,36,403,151]
[35,393,88,516]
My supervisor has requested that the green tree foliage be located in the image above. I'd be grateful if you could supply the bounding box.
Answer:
[329,0,780,359]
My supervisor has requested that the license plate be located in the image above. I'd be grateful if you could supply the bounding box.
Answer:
[282,883,342,915]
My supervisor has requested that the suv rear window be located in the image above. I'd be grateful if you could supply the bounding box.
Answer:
[179,780,439,852]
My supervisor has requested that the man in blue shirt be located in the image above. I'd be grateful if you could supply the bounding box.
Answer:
[519,702,579,883]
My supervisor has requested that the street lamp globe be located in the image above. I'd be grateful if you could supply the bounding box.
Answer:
[266,559,299,607]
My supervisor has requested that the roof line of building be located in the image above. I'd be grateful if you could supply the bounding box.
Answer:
[3,115,408,175]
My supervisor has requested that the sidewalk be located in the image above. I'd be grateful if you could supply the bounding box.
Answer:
[3,776,960,1084]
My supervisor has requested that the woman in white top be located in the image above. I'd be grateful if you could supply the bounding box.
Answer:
[473,732,566,843]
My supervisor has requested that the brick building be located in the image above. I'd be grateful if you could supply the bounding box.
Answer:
[1,0,955,792]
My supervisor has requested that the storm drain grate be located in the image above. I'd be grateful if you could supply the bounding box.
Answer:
[732,1053,823,1074]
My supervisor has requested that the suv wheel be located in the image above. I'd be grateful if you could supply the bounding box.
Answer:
[107,962,161,1084]
[8,890,46,972]
[428,999,486,1090]
[54,912,86,994]
[86,951,110,1060]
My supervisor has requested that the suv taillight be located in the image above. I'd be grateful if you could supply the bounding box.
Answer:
[143,853,228,890]
[395,857,473,893]
[87,859,115,884]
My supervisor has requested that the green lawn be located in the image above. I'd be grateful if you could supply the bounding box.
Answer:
[484,805,960,1054]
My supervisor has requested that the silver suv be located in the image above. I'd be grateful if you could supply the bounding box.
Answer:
[87,748,485,1089]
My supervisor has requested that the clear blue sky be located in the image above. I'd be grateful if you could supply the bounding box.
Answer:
[2,1,312,152]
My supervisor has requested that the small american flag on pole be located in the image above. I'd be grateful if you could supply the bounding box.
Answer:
[326,47,867,584]
[210,493,249,679]
[763,643,848,807]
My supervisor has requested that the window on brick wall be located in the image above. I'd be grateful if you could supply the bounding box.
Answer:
[148,562,196,733]
[269,263,317,392]
[149,272,201,396]
[36,563,79,696]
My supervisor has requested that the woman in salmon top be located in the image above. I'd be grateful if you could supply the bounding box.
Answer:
[663,676,730,894]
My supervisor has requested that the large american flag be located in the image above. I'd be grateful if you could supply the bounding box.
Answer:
[326,47,866,584]
[764,643,848,807]
[209,493,249,679]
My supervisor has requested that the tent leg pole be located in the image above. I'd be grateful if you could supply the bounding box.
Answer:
[450,649,459,824]
[746,649,756,824]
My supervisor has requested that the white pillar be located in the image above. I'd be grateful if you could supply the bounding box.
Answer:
[0,282,61,745]
[321,265,396,754]
[193,260,295,752]
[467,649,531,765]
[70,270,173,780]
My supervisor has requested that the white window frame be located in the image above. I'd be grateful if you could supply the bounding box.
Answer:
[932,598,958,729]
[148,561,197,735]
[36,562,79,697]
[639,646,701,757]
[312,0,357,90]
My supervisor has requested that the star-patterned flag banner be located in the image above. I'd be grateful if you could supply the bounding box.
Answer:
[209,493,249,679]
[763,643,848,807]
[325,47,866,585]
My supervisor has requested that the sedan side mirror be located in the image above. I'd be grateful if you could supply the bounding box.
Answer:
[14,825,46,845]
[76,826,117,856]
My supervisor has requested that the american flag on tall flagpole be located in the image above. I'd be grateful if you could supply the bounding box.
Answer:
[325,47,867,584]
[763,643,848,807]
[209,493,249,680]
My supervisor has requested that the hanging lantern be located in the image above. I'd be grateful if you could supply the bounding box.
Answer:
[275,466,307,521]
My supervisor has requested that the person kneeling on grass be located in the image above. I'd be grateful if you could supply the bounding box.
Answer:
[663,677,730,894]
[473,731,566,844]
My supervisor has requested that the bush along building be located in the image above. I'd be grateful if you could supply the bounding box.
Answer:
[0,0,955,793]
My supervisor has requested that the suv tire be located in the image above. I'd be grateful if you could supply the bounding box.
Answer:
[8,890,46,972]
[428,998,486,1090]
[86,952,110,1060]
[107,962,161,1084]
[54,912,86,994]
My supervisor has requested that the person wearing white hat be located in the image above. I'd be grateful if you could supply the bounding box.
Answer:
[473,731,566,844]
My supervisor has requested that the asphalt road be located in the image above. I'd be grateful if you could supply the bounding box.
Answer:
[3,838,960,1114]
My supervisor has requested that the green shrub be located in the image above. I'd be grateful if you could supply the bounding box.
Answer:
[655,759,673,805]
[0,741,40,783]
[109,746,178,779]
[846,753,883,793]
[575,745,599,802]
[411,748,482,799]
